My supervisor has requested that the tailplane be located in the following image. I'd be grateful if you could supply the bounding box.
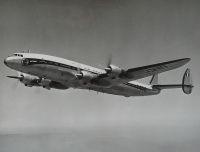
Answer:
[152,68,193,95]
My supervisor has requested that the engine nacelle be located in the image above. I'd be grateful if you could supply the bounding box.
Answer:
[8,73,68,90]
[20,73,39,87]
[105,64,123,79]
[76,71,97,85]
[39,78,51,90]
[39,79,69,90]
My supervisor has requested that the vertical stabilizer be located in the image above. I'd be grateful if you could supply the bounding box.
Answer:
[150,74,158,85]
[182,68,193,94]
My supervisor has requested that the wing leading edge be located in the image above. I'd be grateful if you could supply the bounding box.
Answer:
[120,58,190,81]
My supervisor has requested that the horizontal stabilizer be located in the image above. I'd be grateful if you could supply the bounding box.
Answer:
[153,84,182,89]
[152,68,193,94]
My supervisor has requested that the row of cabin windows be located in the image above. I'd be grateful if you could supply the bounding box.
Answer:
[27,58,78,71]
[23,58,98,74]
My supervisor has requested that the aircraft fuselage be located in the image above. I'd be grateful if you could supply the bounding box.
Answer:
[5,52,191,97]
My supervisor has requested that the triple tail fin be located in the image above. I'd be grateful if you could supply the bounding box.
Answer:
[151,68,193,95]
[150,74,158,85]
[182,68,193,94]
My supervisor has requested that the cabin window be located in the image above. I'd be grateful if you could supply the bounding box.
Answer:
[13,53,23,57]
[21,58,30,66]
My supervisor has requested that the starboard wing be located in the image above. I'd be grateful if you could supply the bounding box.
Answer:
[119,58,190,81]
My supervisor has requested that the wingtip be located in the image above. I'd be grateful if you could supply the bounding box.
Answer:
[177,58,191,64]
[184,58,191,64]
[182,58,191,62]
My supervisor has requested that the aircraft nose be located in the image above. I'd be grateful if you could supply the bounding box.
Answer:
[4,57,15,68]
[4,58,8,65]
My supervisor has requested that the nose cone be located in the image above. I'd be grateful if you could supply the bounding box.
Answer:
[4,58,7,65]
[4,57,18,69]
[4,58,12,67]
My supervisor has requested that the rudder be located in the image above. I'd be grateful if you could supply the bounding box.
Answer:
[150,74,158,85]
[182,68,193,94]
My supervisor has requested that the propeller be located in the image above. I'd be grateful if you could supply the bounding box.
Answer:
[20,49,30,53]
[7,73,24,90]
[10,79,19,90]
[105,53,112,73]
[7,75,21,79]
[7,72,24,81]
[106,53,112,67]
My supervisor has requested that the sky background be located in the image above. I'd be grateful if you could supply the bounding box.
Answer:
[0,0,200,152]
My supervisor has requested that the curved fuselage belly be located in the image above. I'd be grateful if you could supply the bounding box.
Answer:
[85,83,160,97]
[19,64,77,87]
[18,64,160,97]
[7,54,160,97]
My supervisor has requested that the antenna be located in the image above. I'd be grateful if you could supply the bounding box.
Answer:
[21,49,31,53]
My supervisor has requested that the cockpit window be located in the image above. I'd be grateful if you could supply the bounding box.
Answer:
[13,53,23,57]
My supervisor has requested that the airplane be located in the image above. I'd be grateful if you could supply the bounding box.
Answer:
[4,52,193,97]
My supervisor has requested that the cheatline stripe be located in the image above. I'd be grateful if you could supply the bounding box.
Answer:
[25,58,99,74]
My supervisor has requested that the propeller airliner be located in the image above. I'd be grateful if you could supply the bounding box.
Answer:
[4,52,193,97]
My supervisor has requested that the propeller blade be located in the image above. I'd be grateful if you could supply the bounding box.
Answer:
[98,64,106,69]
[106,53,112,67]
[7,73,24,81]
[8,72,24,90]
[10,80,19,90]
[7,76,22,80]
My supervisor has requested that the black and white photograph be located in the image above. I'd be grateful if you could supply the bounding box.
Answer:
[0,0,199,152]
